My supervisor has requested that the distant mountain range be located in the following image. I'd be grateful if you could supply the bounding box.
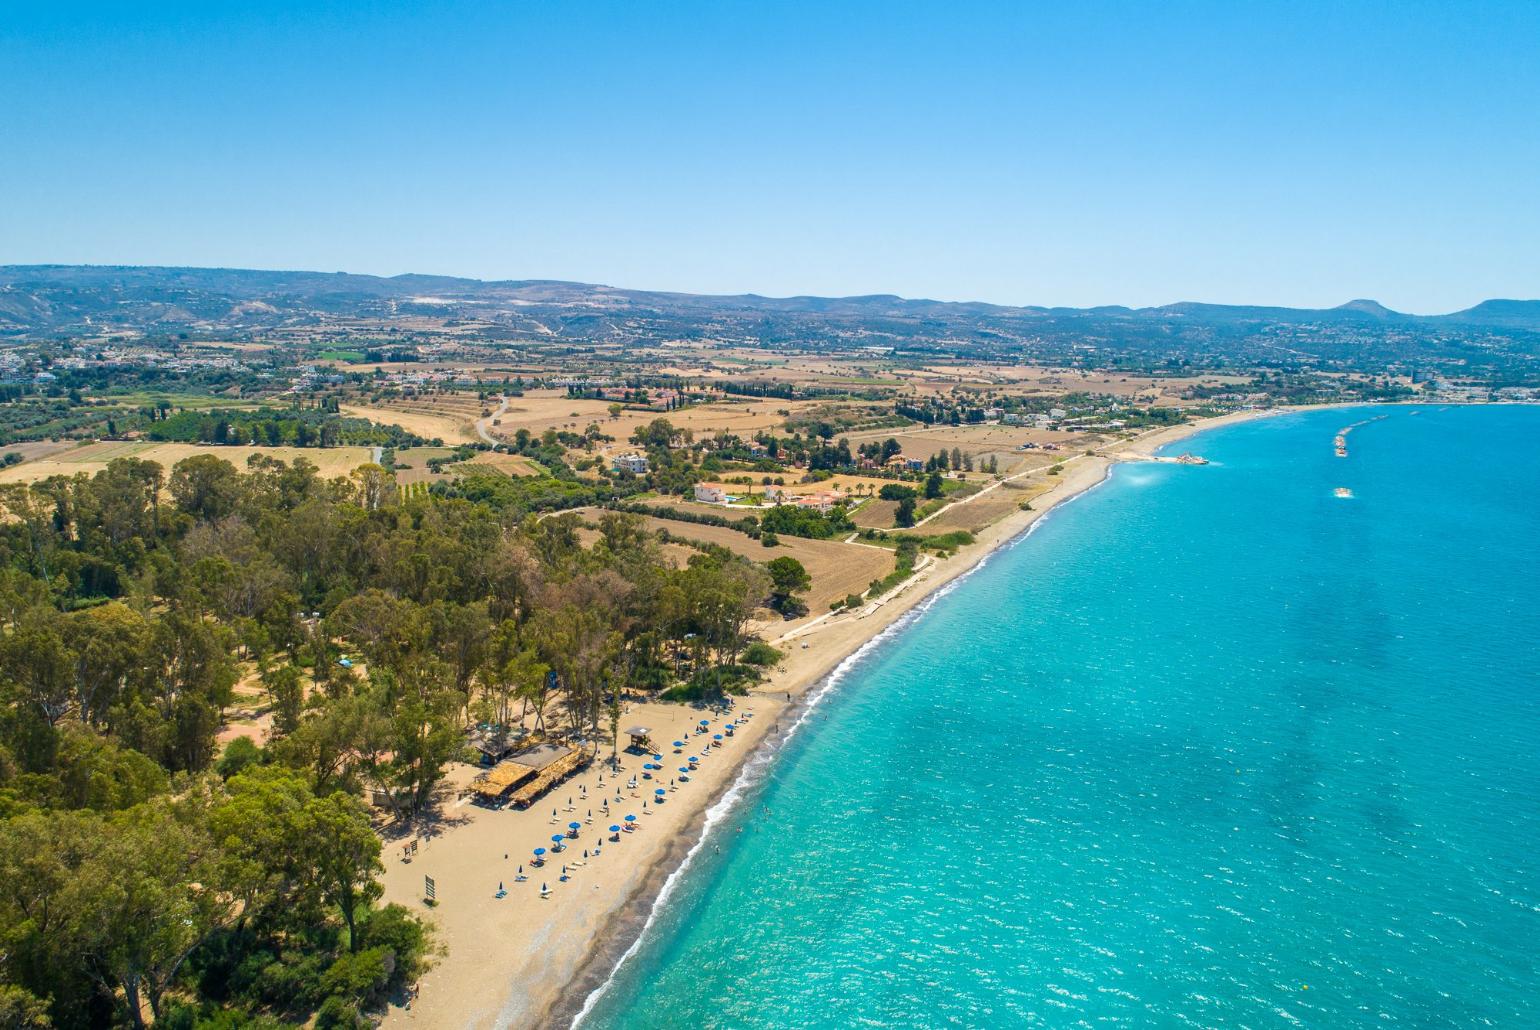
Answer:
[1,264,1536,333]
[1,266,1538,377]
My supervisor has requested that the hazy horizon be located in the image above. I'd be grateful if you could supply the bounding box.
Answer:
[4,262,1535,317]
[3,1,1537,314]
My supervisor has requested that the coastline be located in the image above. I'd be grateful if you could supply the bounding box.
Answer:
[378,406,1283,1030]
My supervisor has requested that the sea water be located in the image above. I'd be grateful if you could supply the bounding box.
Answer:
[578,406,1540,1028]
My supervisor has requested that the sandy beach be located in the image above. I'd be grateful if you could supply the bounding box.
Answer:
[377,407,1279,1030]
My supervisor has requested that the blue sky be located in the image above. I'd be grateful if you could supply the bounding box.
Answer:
[2,1,1536,311]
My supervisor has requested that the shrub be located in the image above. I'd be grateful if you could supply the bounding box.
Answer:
[321,947,392,1006]
[358,904,432,983]
[741,642,783,667]
[216,736,264,779]
[315,996,367,1030]
[661,664,759,701]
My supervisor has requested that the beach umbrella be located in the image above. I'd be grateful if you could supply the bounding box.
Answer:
[713,734,723,741]
[655,788,666,796]
[678,767,689,774]
[533,847,546,856]
[610,824,621,833]
[699,719,709,726]
[673,740,684,748]
[624,814,636,823]
[568,821,581,831]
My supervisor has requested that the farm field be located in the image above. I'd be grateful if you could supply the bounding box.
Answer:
[631,515,894,618]
[705,471,898,501]
[391,446,457,486]
[841,424,1104,473]
[919,478,1047,534]
[0,439,82,463]
[494,392,835,445]
[464,450,541,476]
[0,441,375,484]
[340,400,482,444]
[391,445,542,486]
[850,498,899,529]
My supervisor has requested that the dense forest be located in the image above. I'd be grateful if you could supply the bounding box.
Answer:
[0,452,780,1028]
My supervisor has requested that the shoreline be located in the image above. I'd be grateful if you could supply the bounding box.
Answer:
[379,405,1288,1030]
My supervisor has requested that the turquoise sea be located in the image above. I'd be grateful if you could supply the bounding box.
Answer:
[578,406,1540,1028]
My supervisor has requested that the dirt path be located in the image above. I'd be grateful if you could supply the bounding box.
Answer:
[476,395,511,445]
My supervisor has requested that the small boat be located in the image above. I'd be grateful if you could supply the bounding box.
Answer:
[1334,487,1353,499]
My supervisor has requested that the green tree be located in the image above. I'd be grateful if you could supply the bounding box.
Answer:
[305,790,384,952]
[265,661,305,738]
[69,801,237,1028]
[169,454,242,522]
[765,556,811,617]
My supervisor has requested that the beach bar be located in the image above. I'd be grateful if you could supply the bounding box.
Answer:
[508,745,591,809]
[468,761,537,806]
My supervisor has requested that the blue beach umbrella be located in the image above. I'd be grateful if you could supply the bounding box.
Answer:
[609,824,621,833]
[655,788,666,797]
[533,847,546,857]
[568,821,581,830]
[713,734,723,741]
[624,814,637,823]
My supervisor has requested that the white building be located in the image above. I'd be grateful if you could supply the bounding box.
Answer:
[693,483,733,504]
[612,453,650,474]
